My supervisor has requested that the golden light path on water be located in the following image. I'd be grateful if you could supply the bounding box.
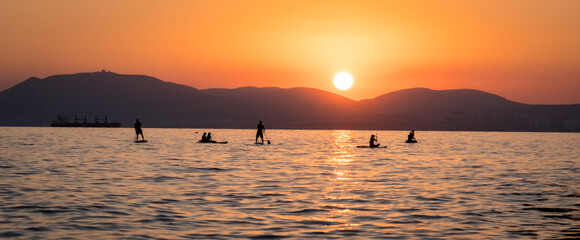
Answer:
[325,130,359,232]
[0,127,579,239]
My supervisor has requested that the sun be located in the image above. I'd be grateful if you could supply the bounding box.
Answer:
[333,72,353,91]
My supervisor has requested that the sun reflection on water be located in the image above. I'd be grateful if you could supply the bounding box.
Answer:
[2,128,578,238]
[322,130,363,231]
[328,130,356,184]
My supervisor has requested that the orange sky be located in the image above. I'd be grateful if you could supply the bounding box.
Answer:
[1,0,579,104]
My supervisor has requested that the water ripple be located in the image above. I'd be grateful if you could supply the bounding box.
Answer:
[0,128,578,239]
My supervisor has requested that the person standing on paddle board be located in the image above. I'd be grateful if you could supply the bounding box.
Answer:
[256,120,265,144]
[134,119,144,141]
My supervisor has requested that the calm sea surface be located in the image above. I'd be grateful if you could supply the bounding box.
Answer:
[1,127,579,239]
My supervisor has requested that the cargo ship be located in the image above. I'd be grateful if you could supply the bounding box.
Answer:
[50,114,121,127]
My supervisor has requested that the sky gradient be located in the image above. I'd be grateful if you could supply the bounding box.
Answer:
[1,0,579,104]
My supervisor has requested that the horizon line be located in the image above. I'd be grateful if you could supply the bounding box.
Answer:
[2,71,580,105]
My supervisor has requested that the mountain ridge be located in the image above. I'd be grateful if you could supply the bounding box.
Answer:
[1,71,579,131]
[360,87,526,114]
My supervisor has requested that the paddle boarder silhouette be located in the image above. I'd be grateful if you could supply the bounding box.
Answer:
[256,120,265,144]
[369,134,380,148]
[134,119,144,141]
[408,130,415,142]
[207,132,213,142]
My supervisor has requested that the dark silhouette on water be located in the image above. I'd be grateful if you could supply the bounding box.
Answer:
[256,120,270,144]
[50,114,121,127]
[369,134,380,148]
[207,132,213,142]
[406,130,417,143]
[357,134,385,148]
[198,132,228,144]
[134,119,144,141]
[264,131,271,144]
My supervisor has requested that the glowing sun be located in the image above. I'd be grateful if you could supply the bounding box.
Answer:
[333,72,353,91]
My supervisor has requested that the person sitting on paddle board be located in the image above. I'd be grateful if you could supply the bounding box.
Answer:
[369,135,380,148]
[201,132,207,142]
[134,119,144,141]
[207,132,213,142]
[408,130,415,141]
[256,120,265,144]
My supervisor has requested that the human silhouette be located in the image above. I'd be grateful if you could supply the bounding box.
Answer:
[134,119,144,141]
[201,132,207,142]
[408,130,415,141]
[207,132,213,142]
[406,130,417,143]
[369,135,380,148]
[405,130,417,143]
[256,120,265,144]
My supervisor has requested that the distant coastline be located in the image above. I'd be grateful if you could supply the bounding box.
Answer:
[1,71,579,132]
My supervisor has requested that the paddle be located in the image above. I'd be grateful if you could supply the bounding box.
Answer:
[264,132,271,144]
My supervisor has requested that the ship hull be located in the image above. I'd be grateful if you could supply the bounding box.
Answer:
[50,122,121,128]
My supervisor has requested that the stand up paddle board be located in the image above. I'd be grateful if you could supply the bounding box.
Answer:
[197,141,228,144]
[356,145,387,148]
[134,139,148,143]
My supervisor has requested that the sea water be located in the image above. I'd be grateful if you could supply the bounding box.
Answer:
[1,127,579,239]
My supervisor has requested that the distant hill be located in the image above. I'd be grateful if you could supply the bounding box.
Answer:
[1,71,579,131]
[356,88,580,131]
[202,87,357,129]
[0,71,246,127]
[0,71,357,128]
[360,88,525,113]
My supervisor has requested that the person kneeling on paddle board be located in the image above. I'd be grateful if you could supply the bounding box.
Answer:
[134,119,144,141]
[256,121,265,144]
[408,130,415,142]
[369,135,380,148]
